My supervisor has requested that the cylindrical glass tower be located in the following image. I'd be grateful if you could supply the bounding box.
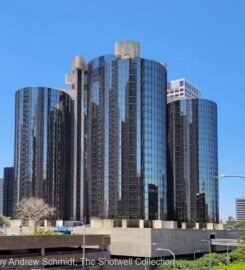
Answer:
[168,98,219,223]
[87,53,167,220]
[14,87,72,219]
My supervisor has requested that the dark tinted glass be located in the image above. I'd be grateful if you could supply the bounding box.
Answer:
[87,56,167,220]
[14,87,72,219]
[168,99,218,223]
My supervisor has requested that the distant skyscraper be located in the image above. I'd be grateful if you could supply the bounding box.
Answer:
[14,88,72,219]
[167,78,200,103]
[86,41,168,220]
[0,178,3,215]
[236,197,245,221]
[3,167,14,217]
[168,98,219,223]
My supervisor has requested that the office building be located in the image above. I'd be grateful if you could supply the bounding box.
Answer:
[236,197,245,220]
[63,41,168,221]
[86,41,168,220]
[168,98,219,223]
[14,88,72,219]
[167,78,200,103]
[12,42,220,224]
[0,178,3,215]
[64,42,168,221]
[3,167,14,217]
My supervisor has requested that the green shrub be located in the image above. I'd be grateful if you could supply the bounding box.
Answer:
[29,229,63,236]
[212,261,245,269]
[0,215,10,227]
[158,249,245,269]
[230,247,245,262]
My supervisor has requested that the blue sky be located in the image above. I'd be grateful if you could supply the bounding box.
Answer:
[0,0,244,222]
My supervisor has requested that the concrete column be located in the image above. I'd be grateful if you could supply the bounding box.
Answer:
[29,220,35,231]
[122,219,128,228]
[41,248,45,256]
[91,219,103,228]
[181,223,187,229]
[206,223,214,230]
[195,223,200,230]
[56,220,63,226]
[10,220,22,228]
[153,220,163,229]
[162,221,177,229]
[44,220,48,228]
[103,219,114,228]
[139,220,144,229]
[214,223,224,230]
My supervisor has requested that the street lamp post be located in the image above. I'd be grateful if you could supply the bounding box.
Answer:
[156,248,176,270]
[3,223,6,236]
[217,175,245,179]
[193,249,200,269]
[217,173,244,265]
[143,243,156,270]
[102,235,110,270]
[226,243,230,264]
[201,239,211,267]
[102,235,110,254]
[144,245,148,270]
[80,221,86,270]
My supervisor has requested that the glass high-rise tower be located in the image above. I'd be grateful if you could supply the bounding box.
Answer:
[14,87,72,219]
[12,42,219,224]
[3,167,14,217]
[168,98,219,224]
[87,41,168,220]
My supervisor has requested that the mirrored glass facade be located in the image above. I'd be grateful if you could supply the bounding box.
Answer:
[168,99,219,223]
[87,55,167,220]
[3,167,14,217]
[14,87,72,219]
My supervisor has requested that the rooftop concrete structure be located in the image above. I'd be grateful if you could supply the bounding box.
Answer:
[72,55,87,71]
[167,78,200,103]
[72,226,240,258]
[115,41,140,59]
[0,235,110,268]
[0,235,110,250]
[89,219,223,230]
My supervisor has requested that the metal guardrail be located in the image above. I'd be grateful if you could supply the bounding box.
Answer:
[211,238,245,247]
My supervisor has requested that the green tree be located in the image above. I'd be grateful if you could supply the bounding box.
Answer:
[236,220,245,240]
[0,215,10,227]
[225,216,236,229]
